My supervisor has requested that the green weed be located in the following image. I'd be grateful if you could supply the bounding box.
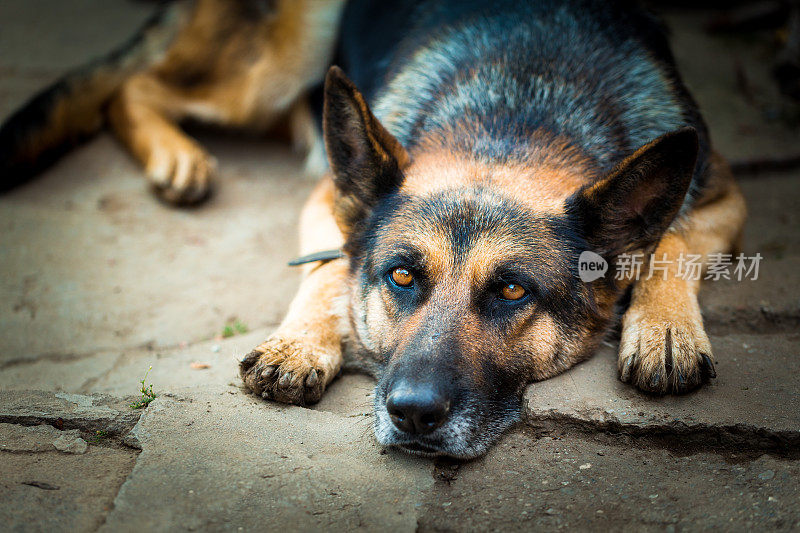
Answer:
[221,319,248,338]
[130,366,157,409]
[90,430,109,443]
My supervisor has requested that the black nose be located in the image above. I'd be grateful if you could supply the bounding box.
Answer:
[385,383,451,435]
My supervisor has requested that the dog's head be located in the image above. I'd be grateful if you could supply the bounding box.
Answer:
[323,67,697,458]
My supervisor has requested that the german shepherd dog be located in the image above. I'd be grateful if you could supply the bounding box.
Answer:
[1,0,746,458]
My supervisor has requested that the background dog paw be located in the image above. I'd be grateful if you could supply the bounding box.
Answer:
[618,307,716,394]
[145,141,216,205]
[239,336,327,406]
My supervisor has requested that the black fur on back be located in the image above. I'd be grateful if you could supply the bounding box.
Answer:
[334,0,710,204]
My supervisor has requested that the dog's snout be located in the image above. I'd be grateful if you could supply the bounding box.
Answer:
[385,383,450,435]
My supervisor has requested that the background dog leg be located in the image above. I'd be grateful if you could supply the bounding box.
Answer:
[110,0,345,203]
[240,178,347,405]
[618,157,747,394]
[108,73,215,204]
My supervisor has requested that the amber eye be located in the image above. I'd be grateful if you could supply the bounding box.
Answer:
[500,283,526,301]
[391,267,414,287]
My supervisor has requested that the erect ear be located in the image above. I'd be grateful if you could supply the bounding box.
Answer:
[568,127,698,257]
[323,66,409,232]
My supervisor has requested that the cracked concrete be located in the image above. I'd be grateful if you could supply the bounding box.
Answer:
[1,2,799,531]
[0,424,86,454]
[417,430,800,531]
[524,334,800,454]
[0,131,308,363]
[1,447,139,532]
[100,386,433,532]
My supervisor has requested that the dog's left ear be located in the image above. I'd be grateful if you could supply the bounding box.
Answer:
[323,66,409,233]
[568,127,698,257]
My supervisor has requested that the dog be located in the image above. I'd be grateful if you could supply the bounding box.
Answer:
[1,0,746,459]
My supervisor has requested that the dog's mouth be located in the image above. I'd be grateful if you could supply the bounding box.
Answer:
[395,441,441,456]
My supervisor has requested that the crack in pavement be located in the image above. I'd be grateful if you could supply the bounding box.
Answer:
[526,415,800,460]
[78,352,128,394]
[705,312,800,336]
[0,391,143,443]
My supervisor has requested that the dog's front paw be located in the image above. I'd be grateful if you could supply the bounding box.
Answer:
[618,303,716,394]
[145,140,216,205]
[239,335,329,405]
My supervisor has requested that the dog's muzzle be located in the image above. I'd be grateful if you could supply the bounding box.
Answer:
[385,380,451,436]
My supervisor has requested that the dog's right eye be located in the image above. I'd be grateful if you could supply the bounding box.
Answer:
[499,283,526,301]
[390,267,414,288]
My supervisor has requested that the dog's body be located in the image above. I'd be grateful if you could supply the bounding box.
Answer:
[2,0,745,458]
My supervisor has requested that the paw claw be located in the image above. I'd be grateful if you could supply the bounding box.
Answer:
[619,355,635,382]
[279,372,293,389]
[649,369,663,390]
[239,350,261,371]
[700,353,716,379]
[305,369,319,388]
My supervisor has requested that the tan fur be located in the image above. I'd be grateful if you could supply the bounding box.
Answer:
[242,258,348,404]
[402,134,596,214]
[108,72,216,203]
[241,176,349,403]
[26,71,123,162]
[241,143,748,405]
[243,150,744,403]
[3,1,185,176]
[513,314,563,380]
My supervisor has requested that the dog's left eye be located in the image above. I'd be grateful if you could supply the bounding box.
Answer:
[499,283,526,301]
[390,267,414,288]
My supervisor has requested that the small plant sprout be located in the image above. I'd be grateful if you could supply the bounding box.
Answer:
[91,430,109,443]
[130,366,157,409]
[221,319,249,338]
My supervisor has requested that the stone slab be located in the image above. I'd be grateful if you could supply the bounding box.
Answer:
[699,173,800,334]
[0,423,85,453]
[100,386,433,532]
[0,350,122,394]
[90,329,269,396]
[0,134,312,364]
[0,390,140,438]
[0,446,138,532]
[418,429,800,531]
[524,334,800,451]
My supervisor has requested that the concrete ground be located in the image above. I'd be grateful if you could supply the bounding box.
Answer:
[1,1,799,531]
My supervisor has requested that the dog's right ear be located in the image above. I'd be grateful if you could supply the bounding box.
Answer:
[568,127,698,258]
[323,66,409,233]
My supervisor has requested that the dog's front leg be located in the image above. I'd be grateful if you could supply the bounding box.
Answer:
[240,178,347,405]
[618,156,746,394]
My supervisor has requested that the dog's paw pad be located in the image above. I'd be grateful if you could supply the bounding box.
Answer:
[239,336,327,405]
[618,311,715,395]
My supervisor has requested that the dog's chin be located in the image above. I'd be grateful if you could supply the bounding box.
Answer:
[382,433,491,460]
